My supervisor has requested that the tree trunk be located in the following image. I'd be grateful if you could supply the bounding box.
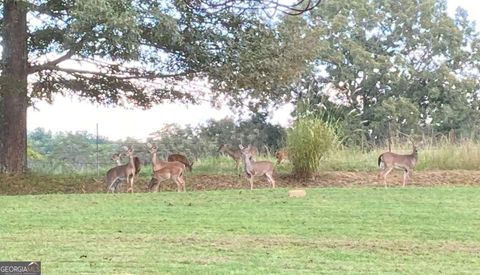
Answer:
[0,1,28,173]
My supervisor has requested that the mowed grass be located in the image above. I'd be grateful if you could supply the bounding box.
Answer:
[1,187,480,274]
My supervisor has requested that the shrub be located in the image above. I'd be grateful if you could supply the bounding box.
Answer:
[287,118,336,178]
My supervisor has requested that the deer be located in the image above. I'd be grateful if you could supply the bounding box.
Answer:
[218,143,258,172]
[105,146,140,193]
[146,143,186,171]
[275,150,288,164]
[167,153,194,172]
[146,143,187,192]
[147,164,186,192]
[111,153,123,166]
[378,141,421,188]
[111,152,142,175]
[239,144,275,190]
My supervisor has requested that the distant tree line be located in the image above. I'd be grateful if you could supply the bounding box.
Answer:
[27,113,287,173]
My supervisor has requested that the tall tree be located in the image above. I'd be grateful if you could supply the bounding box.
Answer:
[0,0,320,173]
[295,0,480,143]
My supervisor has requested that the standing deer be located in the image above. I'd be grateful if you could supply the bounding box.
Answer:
[218,144,258,172]
[378,141,420,188]
[148,164,186,192]
[111,153,123,166]
[105,146,139,193]
[111,153,142,175]
[146,143,186,192]
[167,153,194,172]
[275,150,288,164]
[239,144,275,190]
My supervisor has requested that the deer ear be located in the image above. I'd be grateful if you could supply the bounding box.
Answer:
[239,144,244,149]
[122,146,129,151]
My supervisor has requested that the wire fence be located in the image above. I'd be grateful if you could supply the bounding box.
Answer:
[27,140,480,175]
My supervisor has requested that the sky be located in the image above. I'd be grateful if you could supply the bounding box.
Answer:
[26,0,479,141]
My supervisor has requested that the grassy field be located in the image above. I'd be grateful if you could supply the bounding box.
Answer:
[1,187,479,274]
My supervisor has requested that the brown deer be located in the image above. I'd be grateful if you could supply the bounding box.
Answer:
[147,164,186,192]
[105,146,139,193]
[167,153,194,172]
[239,144,275,190]
[146,143,187,192]
[218,143,258,172]
[275,150,288,164]
[378,141,421,188]
[111,153,141,175]
[111,153,123,166]
[146,143,186,171]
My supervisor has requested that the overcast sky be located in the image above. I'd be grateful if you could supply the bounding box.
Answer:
[26,0,479,141]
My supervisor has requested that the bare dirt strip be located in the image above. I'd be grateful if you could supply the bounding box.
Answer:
[2,170,480,195]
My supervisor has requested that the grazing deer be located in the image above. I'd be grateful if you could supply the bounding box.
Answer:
[105,146,139,193]
[378,141,420,188]
[148,164,186,192]
[239,144,275,190]
[167,153,194,172]
[218,144,258,171]
[275,150,288,164]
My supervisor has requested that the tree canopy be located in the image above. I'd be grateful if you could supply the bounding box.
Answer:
[0,0,320,173]
[21,0,319,107]
[294,0,480,144]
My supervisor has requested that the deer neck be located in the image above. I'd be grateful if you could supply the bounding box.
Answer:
[151,151,169,169]
[243,155,255,175]
[127,154,135,171]
[411,147,418,159]
[151,151,159,166]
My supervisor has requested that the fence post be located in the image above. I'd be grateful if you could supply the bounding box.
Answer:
[96,123,99,176]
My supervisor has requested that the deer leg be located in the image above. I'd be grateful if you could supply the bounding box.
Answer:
[266,173,275,188]
[148,178,156,192]
[179,176,186,192]
[127,178,132,193]
[152,180,161,192]
[403,169,412,187]
[127,174,135,193]
[250,175,254,190]
[107,177,118,193]
[236,161,241,177]
[154,176,166,192]
[382,166,394,188]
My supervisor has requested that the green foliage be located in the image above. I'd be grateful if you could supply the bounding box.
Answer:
[1,188,480,273]
[18,0,321,108]
[295,0,480,144]
[26,145,44,161]
[287,118,336,178]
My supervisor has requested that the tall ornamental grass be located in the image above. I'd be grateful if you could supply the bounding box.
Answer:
[287,118,336,178]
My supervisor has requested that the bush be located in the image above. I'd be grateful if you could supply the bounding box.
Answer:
[287,118,336,178]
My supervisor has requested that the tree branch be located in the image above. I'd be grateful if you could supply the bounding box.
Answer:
[28,49,76,74]
[40,65,196,80]
[182,0,322,16]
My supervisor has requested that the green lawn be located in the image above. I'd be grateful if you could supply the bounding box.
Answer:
[1,187,479,274]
